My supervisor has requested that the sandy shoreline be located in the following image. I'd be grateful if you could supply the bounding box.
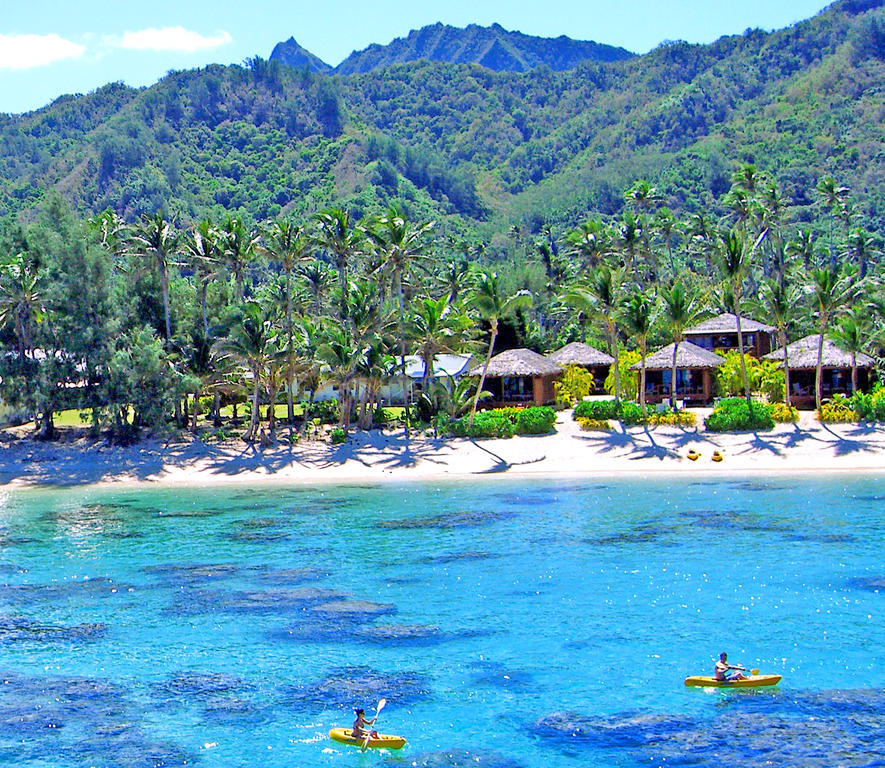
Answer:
[2,409,884,490]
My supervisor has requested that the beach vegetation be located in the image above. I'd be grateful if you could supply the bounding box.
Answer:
[818,394,858,423]
[705,397,776,432]
[604,349,640,402]
[850,385,885,422]
[769,402,800,423]
[554,365,595,407]
[576,417,614,431]
[573,399,620,421]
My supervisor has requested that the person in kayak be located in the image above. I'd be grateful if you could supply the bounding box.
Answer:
[352,708,379,740]
[714,652,747,681]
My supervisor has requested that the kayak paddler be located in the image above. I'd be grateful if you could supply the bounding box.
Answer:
[714,652,747,681]
[352,707,379,741]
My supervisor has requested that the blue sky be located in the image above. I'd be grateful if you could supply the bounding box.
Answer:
[1,0,832,114]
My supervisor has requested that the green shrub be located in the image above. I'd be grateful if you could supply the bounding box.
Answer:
[849,386,885,421]
[555,365,595,407]
[573,399,620,420]
[705,398,775,432]
[577,417,613,431]
[769,402,799,423]
[450,411,515,438]
[515,406,557,434]
[330,426,348,444]
[618,402,652,425]
[818,394,857,423]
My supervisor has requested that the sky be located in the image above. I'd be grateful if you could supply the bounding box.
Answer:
[0,0,833,115]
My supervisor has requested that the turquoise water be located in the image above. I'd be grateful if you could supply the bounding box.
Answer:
[0,475,882,767]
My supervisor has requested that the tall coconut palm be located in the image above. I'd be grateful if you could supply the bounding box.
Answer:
[367,205,434,436]
[623,179,662,214]
[815,177,850,270]
[219,215,260,302]
[317,324,363,431]
[564,219,610,272]
[468,271,532,425]
[313,207,363,325]
[660,281,703,410]
[263,220,312,423]
[719,229,766,407]
[298,260,334,316]
[621,288,656,408]
[831,310,872,395]
[411,295,471,393]
[786,229,818,271]
[438,258,471,307]
[565,266,625,402]
[181,219,221,338]
[756,277,799,408]
[127,212,179,343]
[843,228,879,280]
[214,301,278,442]
[808,266,856,411]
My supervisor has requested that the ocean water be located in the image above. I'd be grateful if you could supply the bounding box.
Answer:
[0,475,881,768]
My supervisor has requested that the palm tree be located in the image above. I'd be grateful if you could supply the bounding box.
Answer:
[468,271,532,425]
[219,215,260,302]
[621,289,656,408]
[563,219,609,272]
[298,260,334,316]
[719,229,765,407]
[317,324,363,430]
[808,266,856,411]
[411,294,471,392]
[843,228,879,279]
[181,219,221,338]
[214,301,278,442]
[263,220,312,423]
[653,207,680,277]
[565,266,625,401]
[786,229,818,271]
[366,205,434,436]
[313,207,363,325]
[660,281,703,410]
[815,176,850,270]
[831,310,872,395]
[128,212,178,343]
[756,277,798,408]
[623,179,662,214]
[0,251,45,360]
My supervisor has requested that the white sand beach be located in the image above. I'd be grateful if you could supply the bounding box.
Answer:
[2,409,884,488]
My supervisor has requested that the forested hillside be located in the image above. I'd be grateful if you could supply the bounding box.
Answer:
[0,0,883,248]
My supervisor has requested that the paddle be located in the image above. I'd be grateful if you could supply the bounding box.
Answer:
[361,698,386,752]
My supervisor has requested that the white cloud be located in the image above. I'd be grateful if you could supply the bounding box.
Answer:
[0,33,85,70]
[116,27,232,53]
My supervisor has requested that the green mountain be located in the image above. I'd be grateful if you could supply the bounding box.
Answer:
[269,38,332,74]
[326,22,634,74]
[0,0,883,248]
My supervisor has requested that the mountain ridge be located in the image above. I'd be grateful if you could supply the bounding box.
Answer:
[269,22,634,75]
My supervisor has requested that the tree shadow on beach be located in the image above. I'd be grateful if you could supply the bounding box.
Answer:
[575,425,706,462]
[468,439,547,474]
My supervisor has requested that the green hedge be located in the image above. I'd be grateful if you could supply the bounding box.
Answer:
[450,406,556,438]
[704,398,775,432]
[573,399,621,420]
[850,386,885,421]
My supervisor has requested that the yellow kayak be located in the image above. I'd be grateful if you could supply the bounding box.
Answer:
[329,728,406,750]
[684,674,782,688]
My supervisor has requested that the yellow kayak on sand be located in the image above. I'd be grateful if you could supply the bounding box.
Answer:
[684,674,782,688]
[329,728,406,749]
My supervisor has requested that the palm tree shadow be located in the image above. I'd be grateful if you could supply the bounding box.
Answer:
[469,439,547,474]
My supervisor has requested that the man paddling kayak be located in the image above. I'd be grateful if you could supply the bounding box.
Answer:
[714,652,747,681]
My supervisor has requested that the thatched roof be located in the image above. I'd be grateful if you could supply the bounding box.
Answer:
[630,341,724,371]
[762,334,875,369]
[547,342,615,367]
[685,313,775,335]
[469,348,562,377]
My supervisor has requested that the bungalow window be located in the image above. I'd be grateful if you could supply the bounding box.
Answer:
[662,370,696,391]
[502,376,531,400]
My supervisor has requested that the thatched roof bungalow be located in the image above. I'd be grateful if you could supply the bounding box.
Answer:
[763,334,875,408]
[469,348,561,407]
[547,342,614,394]
[684,313,775,357]
[630,341,724,405]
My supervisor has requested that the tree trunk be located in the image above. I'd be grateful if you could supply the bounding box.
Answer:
[781,329,791,408]
[639,340,647,409]
[246,373,261,441]
[470,326,497,426]
[815,323,826,412]
[610,322,621,403]
[161,269,172,343]
[736,311,751,408]
[851,354,858,394]
[670,342,679,411]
